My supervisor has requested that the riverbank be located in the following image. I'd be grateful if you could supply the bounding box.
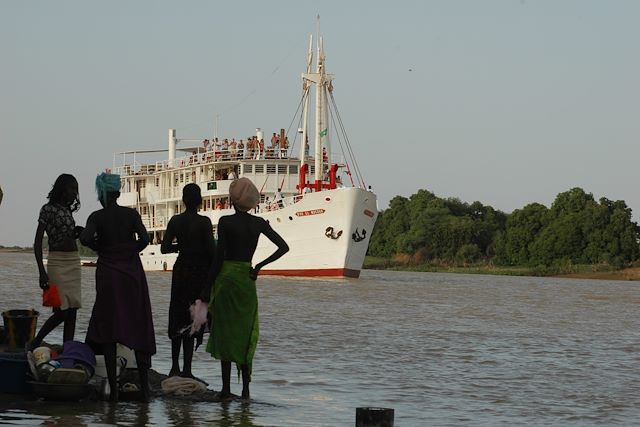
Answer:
[0,247,31,253]
[363,256,640,281]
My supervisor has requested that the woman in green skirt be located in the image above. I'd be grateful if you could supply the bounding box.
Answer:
[202,178,288,400]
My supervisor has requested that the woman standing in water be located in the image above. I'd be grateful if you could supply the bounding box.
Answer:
[80,173,156,402]
[30,173,83,350]
[201,177,289,400]
[161,183,215,379]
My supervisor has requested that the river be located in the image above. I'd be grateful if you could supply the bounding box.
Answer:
[1,252,640,426]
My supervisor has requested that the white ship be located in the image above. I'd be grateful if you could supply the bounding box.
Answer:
[111,33,378,277]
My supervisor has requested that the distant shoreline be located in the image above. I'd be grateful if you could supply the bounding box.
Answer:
[2,250,637,280]
[364,257,640,282]
[0,247,31,253]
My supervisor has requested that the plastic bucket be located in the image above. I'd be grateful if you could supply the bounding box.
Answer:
[0,352,31,393]
[2,309,39,350]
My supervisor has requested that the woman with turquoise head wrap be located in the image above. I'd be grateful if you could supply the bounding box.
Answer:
[95,172,121,207]
[80,172,156,402]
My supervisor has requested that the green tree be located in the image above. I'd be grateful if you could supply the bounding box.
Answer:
[494,203,549,265]
[368,196,410,257]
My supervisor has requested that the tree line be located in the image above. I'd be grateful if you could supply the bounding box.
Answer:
[369,187,640,268]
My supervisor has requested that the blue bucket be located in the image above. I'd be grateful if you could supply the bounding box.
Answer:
[0,352,31,394]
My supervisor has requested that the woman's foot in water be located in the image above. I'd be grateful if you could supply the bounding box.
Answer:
[241,386,250,401]
[109,387,119,403]
[218,385,233,402]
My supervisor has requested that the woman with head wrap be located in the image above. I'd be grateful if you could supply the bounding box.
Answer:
[80,172,156,402]
[161,183,215,380]
[200,177,289,400]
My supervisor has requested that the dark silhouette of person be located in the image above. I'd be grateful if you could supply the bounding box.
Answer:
[29,173,84,350]
[80,172,156,402]
[201,177,289,400]
[161,183,215,380]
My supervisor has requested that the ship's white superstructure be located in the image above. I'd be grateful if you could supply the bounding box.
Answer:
[111,32,378,277]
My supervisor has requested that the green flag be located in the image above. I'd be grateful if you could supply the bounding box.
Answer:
[319,128,327,137]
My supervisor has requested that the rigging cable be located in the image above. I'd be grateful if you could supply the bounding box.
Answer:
[326,96,356,187]
[329,92,366,188]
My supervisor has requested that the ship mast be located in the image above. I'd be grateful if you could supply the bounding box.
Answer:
[299,35,313,167]
[301,19,334,191]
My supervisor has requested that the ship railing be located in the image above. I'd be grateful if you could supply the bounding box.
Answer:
[141,215,168,229]
[256,194,304,214]
[180,148,295,166]
[113,148,311,176]
[115,161,169,176]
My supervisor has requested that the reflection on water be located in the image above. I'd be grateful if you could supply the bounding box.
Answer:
[2,252,640,426]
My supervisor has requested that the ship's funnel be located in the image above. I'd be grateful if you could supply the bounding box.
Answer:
[168,129,176,167]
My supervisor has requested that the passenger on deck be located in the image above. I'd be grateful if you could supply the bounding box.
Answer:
[238,140,245,158]
[246,139,253,159]
[230,139,237,159]
[274,188,284,208]
[280,136,289,158]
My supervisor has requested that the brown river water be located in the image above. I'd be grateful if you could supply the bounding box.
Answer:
[1,252,640,426]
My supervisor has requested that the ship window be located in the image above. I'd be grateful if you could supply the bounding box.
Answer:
[289,165,298,174]
[277,165,287,174]
[267,164,276,174]
[155,177,159,187]
[244,164,253,174]
[180,174,184,183]
[255,165,264,174]
[310,165,315,174]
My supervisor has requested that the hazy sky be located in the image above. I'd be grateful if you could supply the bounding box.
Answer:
[1,1,639,246]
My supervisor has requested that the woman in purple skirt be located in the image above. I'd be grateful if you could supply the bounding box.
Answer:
[80,172,156,402]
